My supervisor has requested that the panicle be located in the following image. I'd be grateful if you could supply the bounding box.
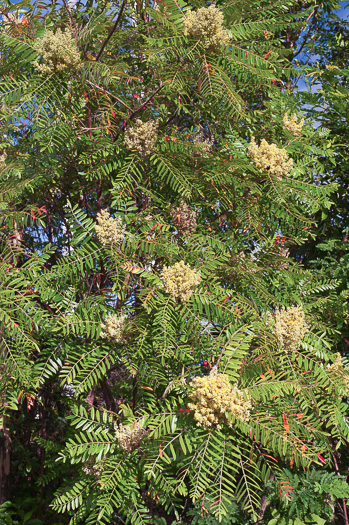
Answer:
[100,313,126,344]
[192,134,213,158]
[124,119,158,155]
[271,306,308,353]
[95,210,125,246]
[33,29,80,74]
[114,421,145,452]
[248,137,293,179]
[283,113,304,135]
[0,151,7,168]
[230,252,258,274]
[2,12,22,26]
[328,353,349,394]
[171,201,197,235]
[183,5,229,53]
[82,456,104,478]
[161,260,200,302]
[269,247,290,271]
[188,366,252,430]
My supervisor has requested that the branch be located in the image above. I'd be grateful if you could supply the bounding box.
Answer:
[84,79,133,112]
[113,83,165,141]
[128,83,165,120]
[62,0,79,39]
[292,10,318,59]
[96,1,127,61]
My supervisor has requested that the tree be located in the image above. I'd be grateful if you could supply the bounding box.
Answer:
[1,0,348,523]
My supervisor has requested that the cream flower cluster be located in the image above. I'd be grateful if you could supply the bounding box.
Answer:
[231,252,258,274]
[161,260,200,301]
[192,135,213,158]
[171,201,197,235]
[271,306,308,353]
[183,5,229,53]
[33,29,80,74]
[124,119,158,155]
[188,366,252,430]
[100,313,126,344]
[114,421,145,452]
[269,247,290,271]
[0,151,7,169]
[3,12,22,26]
[95,210,125,246]
[328,353,349,393]
[283,114,304,136]
[248,137,293,179]
[82,456,103,478]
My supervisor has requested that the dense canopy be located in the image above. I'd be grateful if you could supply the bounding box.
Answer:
[0,0,349,523]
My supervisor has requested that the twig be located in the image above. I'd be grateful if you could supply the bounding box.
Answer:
[62,0,79,39]
[84,79,133,112]
[96,0,126,61]
[113,83,165,141]
[128,82,165,120]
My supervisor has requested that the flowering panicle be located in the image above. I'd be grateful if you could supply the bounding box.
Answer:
[2,12,22,26]
[183,5,229,53]
[248,137,293,179]
[124,119,158,155]
[82,456,104,478]
[230,252,258,274]
[269,247,290,271]
[114,421,145,452]
[95,210,125,246]
[33,29,80,74]
[171,201,197,235]
[270,306,308,353]
[328,353,349,393]
[192,135,213,158]
[188,366,252,430]
[0,151,7,169]
[100,313,126,344]
[161,260,200,302]
[283,114,304,135]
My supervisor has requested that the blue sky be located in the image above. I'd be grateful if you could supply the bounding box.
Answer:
[296,0,348,92]
[338,0,349,18]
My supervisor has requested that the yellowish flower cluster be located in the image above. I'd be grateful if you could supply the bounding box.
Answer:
[95,210,125,246]
[283,114,304,136]
[124,119,158,155]
[192,135,213,158]
[248,137,293,179]
[114,421,145,452]
[33,29,80,74]
[188,367,252,430]
[183,5,229,53]
[326,64,340,71]
[161,260,200,301]
[2,12,22,26]
[272,306,308,353]
[269,247,290,271]
[0,151,7,169]
[231,252,258,274]
[171,201,197,235]
[82,456,104,478]
[328,353,349,393]
[100,313,126,344]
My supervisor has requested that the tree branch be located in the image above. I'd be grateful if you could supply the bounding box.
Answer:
[84,79,133,112]
[96,1,127,61]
